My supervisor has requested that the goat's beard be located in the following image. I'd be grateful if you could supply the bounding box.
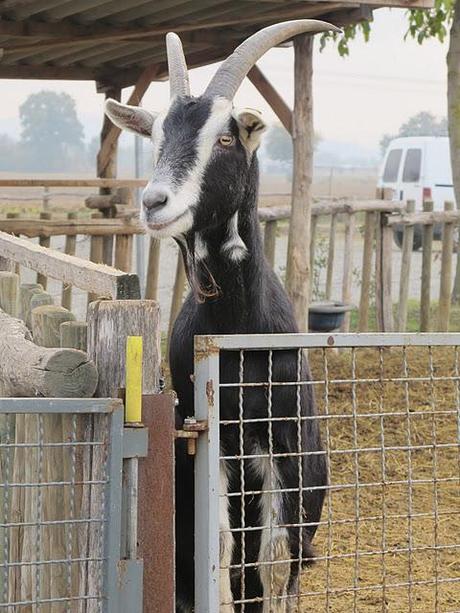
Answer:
[177,240,220,303]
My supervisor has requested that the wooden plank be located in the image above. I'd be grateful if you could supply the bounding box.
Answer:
[0,231,140,299]
[358,211,376,331]
[341,212,355,331]
[420,201,434,332]
[247,65,292,133]
[87,299,161,397]
[386,210,460,226]
[285,34,313,331]
[145,237,161,301]
[0,216,142,238]
[0,307,97,397]
[438,201,455,332]
[0,178,145,188]
[325,213,337,301]
[396,201,415,331]
[263,220,277,268]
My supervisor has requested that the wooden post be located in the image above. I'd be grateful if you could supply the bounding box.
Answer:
[341,212,355,331]
[375,213,394,332]
[325,213,337,301]
[438,201,455,332]
[145,237,161,301]
[30,290,53,313]
[263,220,277,268]
[19,282,44,329]
[61,212,77,310]
[358,211,376,331]
[114,234,134,272]
[37,211,51,289]
[285,34,313,331]
[309,214,318,301]
[420,201,434,332]
[31,305,76,348]
[397,200,415,331]
[60,320,88,352]
[87,299,160,397]
[0,271,19,317]
[88,213,104,304]
[167,252,187,351]
[98,87,121,267]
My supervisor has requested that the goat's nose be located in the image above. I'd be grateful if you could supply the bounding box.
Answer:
[142,186,169,210]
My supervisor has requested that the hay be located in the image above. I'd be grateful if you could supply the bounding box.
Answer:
[300,346,460,612]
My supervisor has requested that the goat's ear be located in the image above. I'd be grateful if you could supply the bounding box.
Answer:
[105,99,156,138]
[233,108,266,153]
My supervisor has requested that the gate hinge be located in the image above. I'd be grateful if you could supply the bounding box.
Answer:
[175,417,208,455]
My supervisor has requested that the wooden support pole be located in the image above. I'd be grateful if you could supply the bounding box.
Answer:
[61,212,77,310]
[247,65,292,133]
[145,237,161,301]
[309,214,318,301]
[325,213,337,301]
[87,299,160,397]
[263,220,277,268]
[375,213,394,332]
[438,201,455,332]
[88,213,104,304]
[341,212,355,331]
[285,34,313,331]
[167,252,187,351]
[358,211,376,331]
[420,201,434,332]
[37,211,51,289]
[114,234,133,272]
[397,200,415,331]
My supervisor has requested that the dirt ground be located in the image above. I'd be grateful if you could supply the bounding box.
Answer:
[299,346,460,612]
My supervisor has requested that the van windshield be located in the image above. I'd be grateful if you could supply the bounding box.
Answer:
[402,149,422,182]
[383,149,402,182]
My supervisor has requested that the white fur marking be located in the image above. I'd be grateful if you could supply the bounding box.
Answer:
[220,463,235,612]
[221,212,247,262]
[195,234,208,261]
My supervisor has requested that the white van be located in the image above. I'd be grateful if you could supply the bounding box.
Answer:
[377,136,455,249]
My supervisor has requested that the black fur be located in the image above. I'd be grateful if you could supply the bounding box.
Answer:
[162,96,327,611]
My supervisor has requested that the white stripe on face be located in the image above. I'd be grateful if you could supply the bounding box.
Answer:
[142,97,232,237]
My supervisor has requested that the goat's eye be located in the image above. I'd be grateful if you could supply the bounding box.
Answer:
[218,134,235,147]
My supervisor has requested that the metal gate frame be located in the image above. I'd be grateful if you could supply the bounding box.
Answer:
[0,397,146,613]
[193,332,460,612]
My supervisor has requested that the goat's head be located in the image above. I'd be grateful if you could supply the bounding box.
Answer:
[105,20,339,240]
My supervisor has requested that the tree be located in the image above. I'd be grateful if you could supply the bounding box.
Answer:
[19,90,85,171]
[380,111,448,154]
[321,1,460,302]
[264,123,320,164]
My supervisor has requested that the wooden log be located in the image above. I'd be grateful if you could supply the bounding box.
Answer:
[32,304,76,348]
[87,299,160,397]
[420,201,434,332]
[0,231,140,300]
[0,308,97,397]
[19,282,43,328]
[285,34,314,330]
[375,213,394,332]
[61,212,77,310]
[167,253,187,350]
[60,320,88,352]
[0,255,14,272]
[0,216,141,238]
[0,271,19,316]
[325,213,337,301]
[438,201,455,332]
[29,290,53,314]
[114,234,133,272]
[37,211,51,289]
[0,178,145,189]
[386,210,460,226]
[358,212,376,331]
[85,194,118,209]
[397,200,415,331]
[341,212,355,331]
[247,65,292,133]
[263,220,277,268]
[145,237,161,301]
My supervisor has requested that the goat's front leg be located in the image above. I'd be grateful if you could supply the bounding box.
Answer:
[220,463,235,612]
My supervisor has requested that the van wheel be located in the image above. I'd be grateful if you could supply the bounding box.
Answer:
[393,227,422,251]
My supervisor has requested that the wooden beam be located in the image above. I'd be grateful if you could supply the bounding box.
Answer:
[0,177,144,188]
[248,65,292,134]
[0,64,97,80]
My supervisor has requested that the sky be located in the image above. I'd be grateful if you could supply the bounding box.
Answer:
[0,8,448,153]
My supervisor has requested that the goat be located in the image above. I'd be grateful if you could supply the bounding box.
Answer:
[105,19,338,612]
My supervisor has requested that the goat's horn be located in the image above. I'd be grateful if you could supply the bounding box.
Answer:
[205,19,340,100]
[166,32,190,98]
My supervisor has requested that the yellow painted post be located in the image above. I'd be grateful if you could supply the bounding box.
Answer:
[125,335,143,424]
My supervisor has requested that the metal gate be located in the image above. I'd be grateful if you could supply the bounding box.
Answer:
[0,397,143,613]
[194,333,460,612]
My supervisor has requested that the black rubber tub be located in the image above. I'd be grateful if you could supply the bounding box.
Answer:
[308,301,355,332]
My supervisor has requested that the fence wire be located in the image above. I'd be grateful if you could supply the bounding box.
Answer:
[0,409,112,612]
[199,336,460,612]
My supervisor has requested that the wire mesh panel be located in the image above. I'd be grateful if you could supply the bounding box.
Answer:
[0,399,123,612]
[194,334,460,613]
